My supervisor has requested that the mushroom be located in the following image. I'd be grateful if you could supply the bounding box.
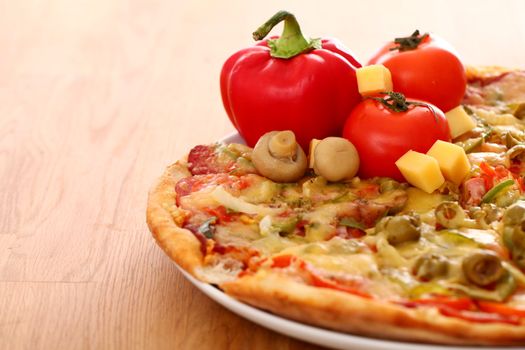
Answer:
[252,130,307,183]
[312,137,360,182]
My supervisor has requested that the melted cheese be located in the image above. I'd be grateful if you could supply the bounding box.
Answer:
[402,188,446,214]
[240,179,278,204]
[212,186,283,216]
[280,238,379,277]
[459,228,500,246]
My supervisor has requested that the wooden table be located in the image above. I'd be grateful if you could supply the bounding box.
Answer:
[1,1,524,349]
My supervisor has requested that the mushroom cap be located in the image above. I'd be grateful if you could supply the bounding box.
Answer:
[313,137,359,182]
[252,131,307,183]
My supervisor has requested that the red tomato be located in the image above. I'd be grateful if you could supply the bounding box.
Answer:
[342,94,451,181]
[368,31,466,113]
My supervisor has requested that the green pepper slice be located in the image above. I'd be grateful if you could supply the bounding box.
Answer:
[481,179,515,204]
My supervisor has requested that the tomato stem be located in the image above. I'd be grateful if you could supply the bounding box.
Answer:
[389,30,429,52]
[252,10,321,59]
[368,92,438,120]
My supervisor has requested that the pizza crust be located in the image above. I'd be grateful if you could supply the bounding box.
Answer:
[222,271,525,345]
[146,162,204,276]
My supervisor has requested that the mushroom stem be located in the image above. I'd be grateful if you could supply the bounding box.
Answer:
[269,130,297,158]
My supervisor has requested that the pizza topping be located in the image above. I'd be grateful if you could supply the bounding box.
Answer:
[395,151,445,194]
[445,106,477,139]
[511,103,525,119]
[481,178,515,204]
[465,70,525,107]
[187,143,257,176]
[188,144,226,175]
[503,201,525,225]
[211,185,283,216]
[502,202,525,269]
[252,131,308,183]
[462,252,504,287]
[449,270,516,302]
[198,217,217,238]
[438,306,521,325]
[462,177,487,207]
[435,201,468,229]
[400,296,476,311]
[376,214,421,245]
[355,64,393,96]
[259,215,299,237]
[343,93,451,181]
[412,254,449,281]
[305,265,372,299]
[426,140,471,185]
[312,137,360,182]
[477,300,525,318]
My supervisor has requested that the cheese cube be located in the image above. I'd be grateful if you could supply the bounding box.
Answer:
[426,140,471,185]
[356,65,393,96]
[395,151,445,194]
[445,106,477,138]
[308,138,321,168]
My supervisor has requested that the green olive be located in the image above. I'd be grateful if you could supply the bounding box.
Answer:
[511,224,525,249]
[503,201,525,226]
[379,178,401,193]
[412,254,449,281]
[480,203,501,223]
[383,215,421,245]
[462,252,504,287]
[374,216,390,235]
[435,201,466,229]
[252,131,307,183]
[469,204,502,228]
[313,137,359,182]
[503,224,525,269]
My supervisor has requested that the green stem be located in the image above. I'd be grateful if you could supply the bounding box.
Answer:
[390,30,429,52]
[252,10,321,59]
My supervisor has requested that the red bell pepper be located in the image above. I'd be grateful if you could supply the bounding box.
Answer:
[220,10,361,150]
[438,306,520,325]
[477,301,525,318]
[400,296,476,311]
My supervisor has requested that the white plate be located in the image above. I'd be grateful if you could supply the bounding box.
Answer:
[176,132,512,350]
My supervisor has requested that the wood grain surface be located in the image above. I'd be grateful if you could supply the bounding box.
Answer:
[1,1,524,349]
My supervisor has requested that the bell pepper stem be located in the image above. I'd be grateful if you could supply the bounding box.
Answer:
[252,10,321,59]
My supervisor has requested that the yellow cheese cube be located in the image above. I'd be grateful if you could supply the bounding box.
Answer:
[445,106,477,138]
[308,138,321,168]
[356,65,393,96]
[426,140,471,185]
[395,150,445,194]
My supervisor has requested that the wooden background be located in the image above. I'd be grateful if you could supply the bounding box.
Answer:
[1,0,524,349]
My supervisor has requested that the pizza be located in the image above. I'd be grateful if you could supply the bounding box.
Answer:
[147,67,525,346]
